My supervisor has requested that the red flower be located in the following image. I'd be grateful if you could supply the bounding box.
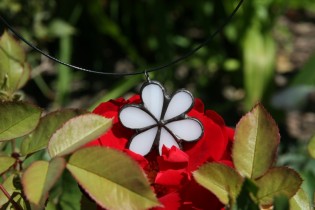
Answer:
[86,95,234,210]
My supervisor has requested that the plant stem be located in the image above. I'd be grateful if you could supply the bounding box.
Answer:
[0,183,23,210]
[0,183,11,200]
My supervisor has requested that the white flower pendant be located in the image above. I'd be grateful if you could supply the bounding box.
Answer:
[119,80,204,156]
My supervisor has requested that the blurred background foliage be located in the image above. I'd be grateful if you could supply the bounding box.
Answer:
[1,0,315,208]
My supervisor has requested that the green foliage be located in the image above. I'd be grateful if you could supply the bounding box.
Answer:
[0,31,162,210]
[289,188,312,210]
[67,147,161,210]
[194,104,305,209]
[255,167,301,205]
[21,158,65,209]
[233,103,280,179]
[0,156,15,174]
[291,53,315,86]
[0,31,30,100]
[308,135,315,159]
[0,174,23,209]
[1,1,315,210]
[242,27,276,110]
[232,178,259,210]
[193,163,243,204]
[47,113,112,158]
[0,102,41,141]
[21,109,86,156]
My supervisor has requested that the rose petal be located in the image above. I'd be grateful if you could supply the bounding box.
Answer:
[119,105,156,129]
[124,149,149,168]
[127,95,141,103]
[129,127,158,156]
[192,98,204,113]
[159,146,189,167]
[165,118,203,141]
[183,109,229,170]
[164,90,193,121]
[152,192,181,210]
[155,169,188,186]
[141,82,164,120]
[181,179,224,210]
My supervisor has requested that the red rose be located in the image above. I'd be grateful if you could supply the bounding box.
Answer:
[86,95,234,210]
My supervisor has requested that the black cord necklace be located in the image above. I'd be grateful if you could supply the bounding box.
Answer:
[0,1,244,155]
[0,0,243,76]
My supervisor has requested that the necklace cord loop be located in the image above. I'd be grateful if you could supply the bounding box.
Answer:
[0,0,244,76]
[144,70,150,82]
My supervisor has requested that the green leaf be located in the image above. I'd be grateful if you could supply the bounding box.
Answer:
[193,163,243,204]
[48,113,112,157]
[67,147,161,210]
[21,109,85,156]
[0,31,27,93]
[255,167,302,206]
[0,174,20,208]
[58,170,82,210]
[0,102,42,141]
[242,24,276,110]
[16,63,31,89]
[43,169,81,210]
[0,156,15,174]
[289,188,311,210]
[48,19,76,37]
[308,135,315,159]
[232,178,259,210]
[0,31,25,63]
[232,103,280,179]
[273,195,289,210]
[21,158,65,209]
[291,52,315,86]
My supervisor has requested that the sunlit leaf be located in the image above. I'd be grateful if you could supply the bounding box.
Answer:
[232,103,280,179]
[0,102,42,141]
[0,156,15,174]
[193,162,243,204]
[255,167,302,206]
[289,188,311,210]
[21,109,85,156]
[0,31,27,92]
[48,113,112,157]
[308,135,315,159]
[0,31,25,63]
[0,174,20,208]
[67,147,161,210]
[22,158,65,209]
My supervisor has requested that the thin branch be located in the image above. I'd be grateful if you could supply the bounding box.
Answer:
[0,183,23,210]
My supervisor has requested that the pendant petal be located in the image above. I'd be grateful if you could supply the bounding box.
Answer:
[119,106,156,129]
[141,82,164,120]
[159,128,179,155]
[164,91,193,121]
[166,118,203,141]
[129,127,158,156]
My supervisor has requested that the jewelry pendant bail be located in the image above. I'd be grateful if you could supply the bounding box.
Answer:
[144,70,151,82]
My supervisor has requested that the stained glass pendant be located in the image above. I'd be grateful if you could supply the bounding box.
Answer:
[119,80,204,156]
